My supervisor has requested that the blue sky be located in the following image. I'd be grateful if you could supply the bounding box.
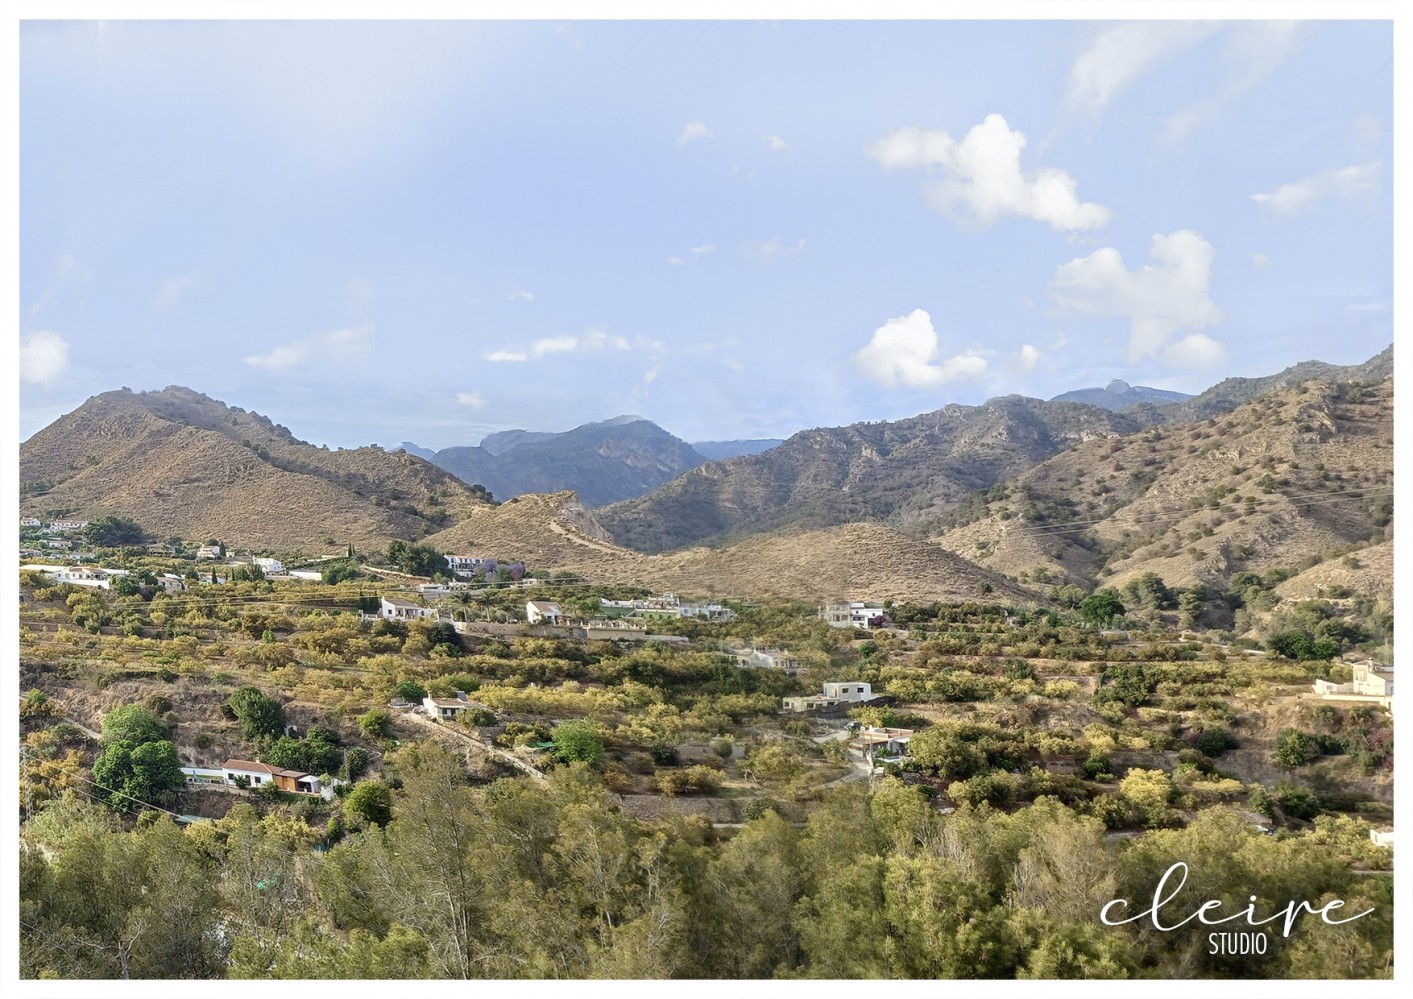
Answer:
[17,18,1395,450]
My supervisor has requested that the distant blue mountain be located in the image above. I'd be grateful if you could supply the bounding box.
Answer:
[1050,379,1193,411]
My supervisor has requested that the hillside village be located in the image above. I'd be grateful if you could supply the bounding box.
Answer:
[17,358,1396,981]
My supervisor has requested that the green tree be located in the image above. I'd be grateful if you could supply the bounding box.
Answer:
[85,516,148,548]
[228,687,286,741]
[91,739,186,809]
[551,719,605,767]
[345,782,394,828]
[1273,728,1321,770]
[359,709,392,739]
[101,704,170,747]
[265,735,341,776]
[1079,590,1126,628]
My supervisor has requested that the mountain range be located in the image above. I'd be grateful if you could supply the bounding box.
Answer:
[18,347,1392,601]
[399,420,784,507]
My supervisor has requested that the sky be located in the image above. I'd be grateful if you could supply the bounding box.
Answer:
[16,16,1396,450]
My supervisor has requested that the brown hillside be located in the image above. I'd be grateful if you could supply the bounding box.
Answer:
[427,492,1037,603]
[19,387,493,551]
[932,377,1392,593]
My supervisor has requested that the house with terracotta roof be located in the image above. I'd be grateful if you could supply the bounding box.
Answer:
[221,759,323,795]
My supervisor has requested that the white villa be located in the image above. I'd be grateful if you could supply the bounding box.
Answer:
[820,600,887,629]
[1313,660,1394,700]
[380,595,439,621]
[252,557,285,576]
[734,647,801,674]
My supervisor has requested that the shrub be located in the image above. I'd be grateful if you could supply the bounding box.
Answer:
[1272,728,1320,770]
[359,709,392,740]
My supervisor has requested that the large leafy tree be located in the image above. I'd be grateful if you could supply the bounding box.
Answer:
[101,704,170,747]
[85,516,149,548]
[228,687,286,741]
[1078,590,1126,628]
[92,739,186,809]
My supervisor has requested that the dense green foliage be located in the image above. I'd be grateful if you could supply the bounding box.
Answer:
[21,751,1392,979]
[228,687,286,741]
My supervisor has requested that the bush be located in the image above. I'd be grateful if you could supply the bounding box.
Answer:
[551,719,605,768]
[344,781,393,827]
[1192,728,1233,757]
[1272,728,1320,770]
[656,765,722,796]
[359,709,392,740]
[228,687,285,741]
[711,738,734,759]
[393,680,427,703]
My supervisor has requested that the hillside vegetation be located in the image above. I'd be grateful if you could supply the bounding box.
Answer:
[19,387,493,551]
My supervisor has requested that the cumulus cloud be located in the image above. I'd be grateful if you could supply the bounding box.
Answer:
[1251,252,1270,269]
[677,120,712,147]
[243,324,373,371]
[482,328,631,363]
[763,134,789,152]
[1164,333,1227,369]
[509,288,534,302]
[1016,344,1043,372]
[456,391,487,409]
[1065,22,1219,118]
[865,114,1111,232]
[1049,230,1224,364]
[20,330,71,387]
[851,309,988,389]
[1251,161,1380,216]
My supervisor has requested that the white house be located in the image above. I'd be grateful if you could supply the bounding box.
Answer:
[679,600,737,621]
[445,554,484,576]
[423,690,473,721]
[380,595,438,621]
[782,681,875,713]
[50,519,89,531]
[20,517,41,528]
[252,557,285,576]
[526,600,565,625]
[734,648,801,674]
[196,544,223,560]
[221,759,322,795]
[20,564,112,589]
[1313,661,1394,699]
[820,600,887,629]
[287,568,323,581]
[822,681,873,701]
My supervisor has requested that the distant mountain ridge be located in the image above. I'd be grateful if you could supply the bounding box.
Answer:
[414,417,705,508]
[1049,379,1192,411]
[400,419,787,505]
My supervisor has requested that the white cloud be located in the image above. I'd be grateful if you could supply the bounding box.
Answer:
[749,236,807,260]
[482,329,631,363]
[865,114,1111,232]
[677,120,712,147]
[1251,161,1380,216]
[1161,22,1302,147]
[455,391,487,409]
[1016,344,1042,372]
[20,330,71,387]
[722,357,744,372]
[1065,22,1218,119]
[243,324,373,371]
[1049,230,1224,364]
[667,244,715,267]
[763,134,789,152]
[509,288,534,302]
[1164,333,1227,369]
[851,309,988,389]
[1251,252,1270,269]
